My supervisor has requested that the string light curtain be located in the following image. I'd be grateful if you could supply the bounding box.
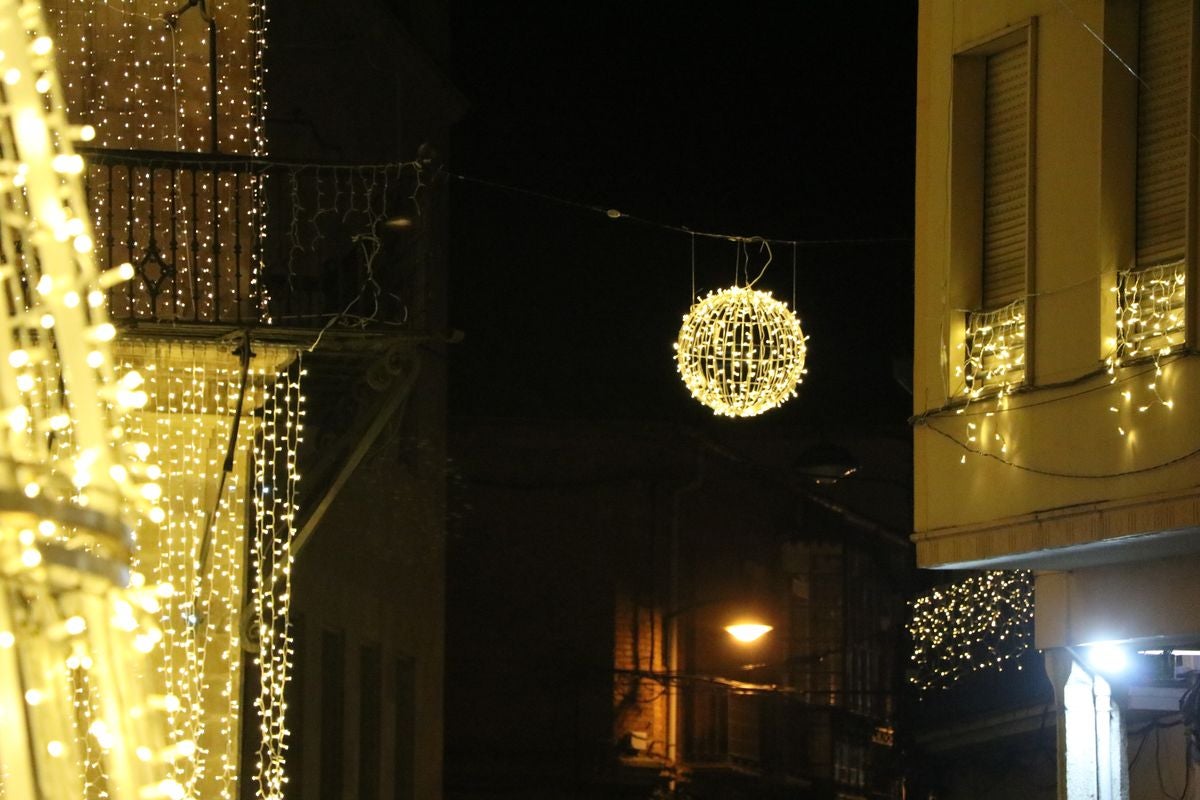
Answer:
[44,0,270,323]
[46,0,264,154]
[116,341,303,800]
[248,353,303,800]
[30,4,304,797]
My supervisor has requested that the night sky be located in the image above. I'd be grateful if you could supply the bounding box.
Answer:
[447,3,918,430]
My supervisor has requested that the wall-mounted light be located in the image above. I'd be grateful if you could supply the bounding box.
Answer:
[1085,642,1129,676]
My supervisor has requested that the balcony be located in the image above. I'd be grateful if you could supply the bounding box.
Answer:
[82,148,419,331]
[684,684,766,771]
[681,682,899,795]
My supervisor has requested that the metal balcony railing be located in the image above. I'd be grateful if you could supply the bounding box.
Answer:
[683,684,765,770]
[82,148,420,330]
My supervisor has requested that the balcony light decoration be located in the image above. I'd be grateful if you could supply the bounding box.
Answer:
[1111,261,1187,366]
[1103,262,1184,436]
[674,284,808,417]
[0,1,183,797]
[116,343,305,800]
[907,570,1034,692]
[45,0,271,322]
[958,299,1026,400]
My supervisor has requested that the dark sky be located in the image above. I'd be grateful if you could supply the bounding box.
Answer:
[446,3,917,430]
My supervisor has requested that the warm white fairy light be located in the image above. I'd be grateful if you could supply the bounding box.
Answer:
[250,358,304,800]
[119,349,248,800]
[1109,261,1186,367]
[958,299,1026,400]
[42,0,269,322]
[46,0,264,155]
[0,1,182,797]
[907,570,1034,692]
[39,3,300,796]
[1102,262,1185,435]
[674,285,808,417]
[113,341,302,800]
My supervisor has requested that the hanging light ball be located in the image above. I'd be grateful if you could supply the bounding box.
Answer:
[674,285,808,417]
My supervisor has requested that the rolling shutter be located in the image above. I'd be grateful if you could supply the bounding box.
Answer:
[1136,0,1191,267]
[982,43,1029,310]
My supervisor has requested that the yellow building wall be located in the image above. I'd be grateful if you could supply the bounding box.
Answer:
[914,0,1200,567]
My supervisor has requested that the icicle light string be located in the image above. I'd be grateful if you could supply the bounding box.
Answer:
[921,262,1192,470]
[925,420,1200,479]
[911,347,1189,423]
[907,570,1035,692]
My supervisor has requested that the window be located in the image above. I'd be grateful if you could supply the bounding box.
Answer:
[981,43,1030,311]
[1136,0,1190,268]
[1116,0,1191,362]
[952,29,1033,398]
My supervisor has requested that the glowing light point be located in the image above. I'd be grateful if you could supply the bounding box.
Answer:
[725,622,773,642]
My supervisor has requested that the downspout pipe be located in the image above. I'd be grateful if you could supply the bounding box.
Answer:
[665,452,704,788]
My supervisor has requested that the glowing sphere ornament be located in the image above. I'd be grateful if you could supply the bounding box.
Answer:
[674,285,808,417]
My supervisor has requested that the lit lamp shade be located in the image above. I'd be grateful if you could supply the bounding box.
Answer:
[674,286,807,417]
[724,622,774,643]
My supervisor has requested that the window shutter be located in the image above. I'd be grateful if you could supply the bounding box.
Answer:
[982,43,1029,310]
[1137,0,1191,267]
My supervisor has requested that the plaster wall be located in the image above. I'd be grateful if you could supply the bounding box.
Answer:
[914,0,1200,566]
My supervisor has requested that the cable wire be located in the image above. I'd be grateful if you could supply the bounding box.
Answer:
[925,420,1200,478]
[448,172,912,248]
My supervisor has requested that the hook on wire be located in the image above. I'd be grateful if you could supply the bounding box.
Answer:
[745,236,773,288]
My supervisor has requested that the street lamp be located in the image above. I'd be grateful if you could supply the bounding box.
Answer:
[725,622,774,643]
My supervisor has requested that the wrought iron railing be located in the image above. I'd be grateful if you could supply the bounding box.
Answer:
[82,148,421,330]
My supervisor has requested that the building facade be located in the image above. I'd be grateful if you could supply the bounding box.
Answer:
[913,1,1200,797]
[446,420,909,799]
[40,0,461,797]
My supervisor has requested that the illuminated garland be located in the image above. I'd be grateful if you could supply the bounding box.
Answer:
[1111,261,1186,366]
[116,341,302,800]
[907,570,1034,692]
[959,299,1026,400]
[43,0,270,323]
[674,285,808,417]
[248,356,304,800]
[36,5,304,797]
[1103,262,1185,436]
[0,1,183,796]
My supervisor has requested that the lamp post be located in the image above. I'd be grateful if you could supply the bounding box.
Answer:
[660,598,774,791]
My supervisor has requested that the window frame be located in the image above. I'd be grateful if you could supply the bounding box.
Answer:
[1114,0,1199,366]
[947,21,1037,401]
